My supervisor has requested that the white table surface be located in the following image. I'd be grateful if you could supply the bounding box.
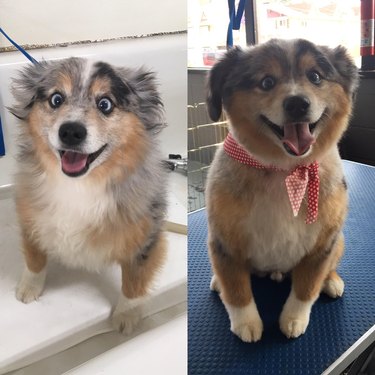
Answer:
[65,313,187,375]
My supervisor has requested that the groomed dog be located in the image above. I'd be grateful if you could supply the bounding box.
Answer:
[206,39,358,341]
[10,58,167,333]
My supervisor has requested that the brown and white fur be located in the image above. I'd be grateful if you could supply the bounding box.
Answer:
[206,39,358,341]
[10,58,168,334]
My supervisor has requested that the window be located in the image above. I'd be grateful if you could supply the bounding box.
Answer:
[188,0,247,67]
[188,0,361,67]
[255,0,360,65]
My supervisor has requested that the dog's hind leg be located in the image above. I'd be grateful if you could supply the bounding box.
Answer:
[16,234,47,303]
[112,232,167,334]
[322,233,345,298]
[209,238,263,343]
[210,273,221,292]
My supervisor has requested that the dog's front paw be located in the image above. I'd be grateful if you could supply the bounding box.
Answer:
[16,267,46,303]
[16,283,43,303]
[112,307,142,335]
[226,301,263,342]
[231,319,263,342]
[279,292,313,338]
[322,273,344,298]
[112,294,145,335]
[279,315,309,338]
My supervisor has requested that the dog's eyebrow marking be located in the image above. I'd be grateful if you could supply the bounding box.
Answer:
[91,62,133,105]
[295,39,334,77]
[314,55,335,76]
[261,41,291,74]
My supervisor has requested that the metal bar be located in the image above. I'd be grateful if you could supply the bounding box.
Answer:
[244,0,257,45]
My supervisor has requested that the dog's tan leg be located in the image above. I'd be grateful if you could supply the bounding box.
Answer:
[112,233,167,334]
[16,234,47,303]
[280,232,343,338]
[280,179,347,339]
[209,238,263,342]
[322,233,345,298]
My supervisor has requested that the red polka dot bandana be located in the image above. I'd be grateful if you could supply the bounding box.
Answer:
[223,133,319,224]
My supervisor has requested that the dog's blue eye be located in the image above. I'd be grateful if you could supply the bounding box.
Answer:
[49,93,64,109]
[260,76,276,91]
[97,97,113,114]
[307,71,322,85]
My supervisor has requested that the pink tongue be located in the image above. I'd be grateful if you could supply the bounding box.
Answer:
[283,122,315,156]
[61,151,89,174]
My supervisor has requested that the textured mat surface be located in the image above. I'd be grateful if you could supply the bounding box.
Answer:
[188,160,375,375]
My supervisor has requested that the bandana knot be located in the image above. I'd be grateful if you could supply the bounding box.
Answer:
[223,133,319,224]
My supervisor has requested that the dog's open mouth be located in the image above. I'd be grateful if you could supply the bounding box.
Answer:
[59,144,107,177]
[260,115,320,156]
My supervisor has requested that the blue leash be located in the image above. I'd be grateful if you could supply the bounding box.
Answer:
[0,28,39,64]
[0,116,4,157]
[227,0,246,48]
[0,28,38,156]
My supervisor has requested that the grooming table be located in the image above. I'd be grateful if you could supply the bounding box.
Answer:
[65,314,187,374]
[188,160,375,375]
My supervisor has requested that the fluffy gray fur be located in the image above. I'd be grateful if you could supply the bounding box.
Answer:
[10,57,167,253]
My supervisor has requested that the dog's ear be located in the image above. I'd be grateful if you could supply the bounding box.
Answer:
[326,46,359,97]
[124,68,165,133]
[9,62,48,120]
[206,47,243,122]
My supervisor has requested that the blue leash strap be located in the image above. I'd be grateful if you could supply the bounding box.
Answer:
[0,28,38,156]
[226,0,246,48]
[0,116,4,156]
[0,27,39,65]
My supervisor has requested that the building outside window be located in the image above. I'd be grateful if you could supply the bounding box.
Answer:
[188,0,361,67]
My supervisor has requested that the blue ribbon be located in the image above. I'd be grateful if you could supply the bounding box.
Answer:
[227,0,246,48]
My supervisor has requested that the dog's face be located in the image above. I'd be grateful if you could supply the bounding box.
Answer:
[11,58,164,179]
[207,39,358,166]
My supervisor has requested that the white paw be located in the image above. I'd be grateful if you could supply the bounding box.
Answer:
[270,271,285,283]
[112,294,145,335]
[226,300,263,343]
[210,274,220,292]
[280,315,309,338]
[322,277,344,298]
[279,291,314,339]
[16,267,46,304]
[231,319,263,342]
[112,307,142,335]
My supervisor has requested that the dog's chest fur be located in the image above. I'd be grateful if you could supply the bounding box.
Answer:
[243,171,321,273]
[25,173,119,271]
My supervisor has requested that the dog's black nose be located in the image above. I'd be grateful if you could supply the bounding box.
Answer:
[59,122,87,146]
[283,96,310,120]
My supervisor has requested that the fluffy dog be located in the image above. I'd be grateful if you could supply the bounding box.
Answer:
[206,39,358,341]
[10,58,167,333]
